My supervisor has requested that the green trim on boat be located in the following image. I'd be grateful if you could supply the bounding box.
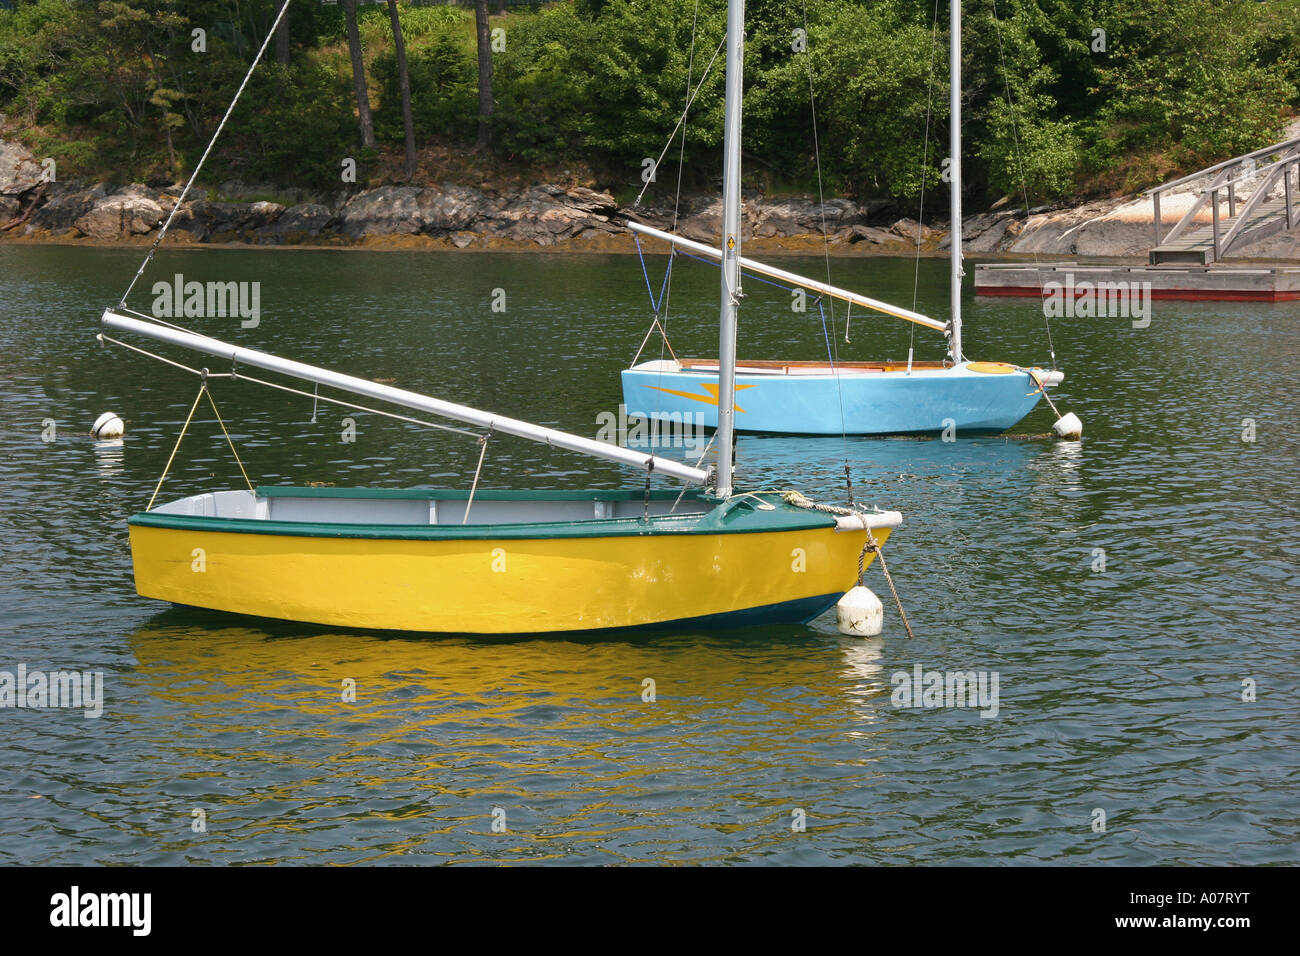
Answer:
[129,491,836,541]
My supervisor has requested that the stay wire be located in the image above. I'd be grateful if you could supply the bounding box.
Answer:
[801,0,849,465]
[911,0,942,368]
[98,332,483,440]
[118,0,292,309]
[990,0,1056,368]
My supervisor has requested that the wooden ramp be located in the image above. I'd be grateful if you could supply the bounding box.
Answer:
[1152,197,1294,265]
[1148,138,1300,264]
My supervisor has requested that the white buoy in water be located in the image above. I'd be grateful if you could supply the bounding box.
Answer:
[1052,412,1083,440]
[837,585,883,637]
[91,412,125,439]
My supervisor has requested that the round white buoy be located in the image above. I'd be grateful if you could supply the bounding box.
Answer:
[837,585,883,637]
[91,412,125,439]
[1052,412,1082,440]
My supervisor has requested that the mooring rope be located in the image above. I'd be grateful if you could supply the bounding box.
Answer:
[859,531,915,640]
[1024,366,1066,420]
[783,490,915,638]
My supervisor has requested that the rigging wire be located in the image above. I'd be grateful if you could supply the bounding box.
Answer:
[660,0,703,330]
[911,0,943,368]
[98,331,484,440]
[989,0,1056,369]
[145,374,255,513]
[632,30,724,212]
[118,0,292,309]
[800,0,850,465]
[633,0,704,477]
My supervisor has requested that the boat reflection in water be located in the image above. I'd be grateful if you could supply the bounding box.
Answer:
[117,610,911,861]
[125,608,905,751]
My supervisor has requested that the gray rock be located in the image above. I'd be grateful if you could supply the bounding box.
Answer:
[889,218,939,242]
[343,184,415,238]
[557,186,618,216]
[675,200,723,242]
[964,216,1018,253]
[174,199,282,241]
[753,198,857,237]
[74,193,165,239]
[339,184,486,238]
[0,139,42,197]
[260,203,336,243]
[421,184,485,234]
[177,201,252,240]
[27,182,97,234]
[848,224,899,244]
[487,185,618,244]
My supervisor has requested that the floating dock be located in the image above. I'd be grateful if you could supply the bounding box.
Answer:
[974,262,1300,302]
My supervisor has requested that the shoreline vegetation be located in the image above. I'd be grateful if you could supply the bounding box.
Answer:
[3,0,1300,259]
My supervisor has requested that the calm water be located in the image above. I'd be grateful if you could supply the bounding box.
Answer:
[0,243,1296,865]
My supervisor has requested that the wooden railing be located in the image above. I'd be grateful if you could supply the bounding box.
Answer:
[1146,137,1300,250]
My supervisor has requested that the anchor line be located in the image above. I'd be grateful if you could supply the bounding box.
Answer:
[859,533,915,640]
[782,490,914,638]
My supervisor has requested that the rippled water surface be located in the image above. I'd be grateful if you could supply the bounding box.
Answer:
[0,243,1296,864]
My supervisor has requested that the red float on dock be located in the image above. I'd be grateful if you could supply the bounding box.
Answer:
[974,262,1300,302]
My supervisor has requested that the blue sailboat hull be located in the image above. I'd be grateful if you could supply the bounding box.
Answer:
[621,361,1052,435]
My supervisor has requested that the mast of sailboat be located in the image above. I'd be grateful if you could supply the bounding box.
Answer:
[949,0,964,364]
[716,0,745,498]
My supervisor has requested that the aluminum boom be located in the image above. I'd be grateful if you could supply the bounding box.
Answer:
[100,310,711,486]
[628,220,947,333]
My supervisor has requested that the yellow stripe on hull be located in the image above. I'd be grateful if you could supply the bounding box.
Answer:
[128,523,891,634]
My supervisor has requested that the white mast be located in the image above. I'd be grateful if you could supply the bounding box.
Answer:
[949,0,964,364]
[716,0,745,498]
[99,310,710,486]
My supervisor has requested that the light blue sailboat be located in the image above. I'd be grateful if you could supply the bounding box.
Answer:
[622,0,1077,439]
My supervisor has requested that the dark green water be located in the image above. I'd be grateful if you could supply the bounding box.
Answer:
[1,243,1296,864]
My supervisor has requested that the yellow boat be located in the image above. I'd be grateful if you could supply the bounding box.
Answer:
[95,0,903,636]
[129,487,897,634]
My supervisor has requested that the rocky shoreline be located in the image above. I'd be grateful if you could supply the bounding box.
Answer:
[5,138,1299,259]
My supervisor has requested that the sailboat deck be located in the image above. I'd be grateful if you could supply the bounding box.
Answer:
[676,358,955,375]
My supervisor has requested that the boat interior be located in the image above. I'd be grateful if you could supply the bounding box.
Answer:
[148,487,717,526]
[653,357,959,375]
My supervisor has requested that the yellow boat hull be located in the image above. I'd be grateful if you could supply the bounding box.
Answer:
[128,519,890,634]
